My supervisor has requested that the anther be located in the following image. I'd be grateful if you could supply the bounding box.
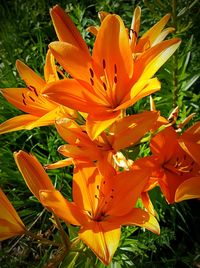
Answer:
[130,29,138,38]
[28,86,33,91]
[102,82,107,91]
[29,96,35,102]
[22,93,25,99]
[33,88,39,97]
[102,59,106,69]
[90,78,94,86]
[114,64,117,74]
[23,99,27,105]
[89,68,94,78]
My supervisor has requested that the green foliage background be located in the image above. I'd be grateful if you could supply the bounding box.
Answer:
[0,0,200,267]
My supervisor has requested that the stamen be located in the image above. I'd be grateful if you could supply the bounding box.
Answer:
[23,99,26,105]
[114,64,117,74]
[28,86,33,91]
[102,59,106,69]
[130,29,138,38]
[90,78,94,86]
[22,93,25,99]
[31,86,39,97]
[29,96,35,102]
[102,82,107,91]
[89,68,94,78]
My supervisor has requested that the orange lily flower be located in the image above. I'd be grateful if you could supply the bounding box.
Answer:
[45,111,158,169]
[175,121,200,202]
[44,5,181,139]
[0,188,26,241]
[149,124,200,204]
[87,6,175,55]
[14,150,54,201]
[129,7,175,54]
[0,50,76,134]
[40,160,160,265]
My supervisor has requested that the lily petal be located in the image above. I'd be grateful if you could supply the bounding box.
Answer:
[0,114,38,135]
[0,188,25,241]
[112,111,159,151]
[50,5,90,54]
[1,87,57,116]
[40,190,87,226]
[72,161,100,213]
[86,111,121,140]
[135,13,171,52]
[14,151,54,201]
[123,208,160,235]
[108,168,149,216]
[44,49,59,83]
[16,60,45,92]
[26,105,76,130]
[151,27,175,47]
[116,78,161,110]
[133,38,181,82]
[44,158,74,170]
[44,78,108,113]
[49,41,91,83]
[179,121,200,164]
[175,177,200,202]
[130,6,141,51]
[92,14,133,102]
[108,208,160,235]
[79,221,121,265]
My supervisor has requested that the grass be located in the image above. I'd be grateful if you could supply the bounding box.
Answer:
[0,0,200,267]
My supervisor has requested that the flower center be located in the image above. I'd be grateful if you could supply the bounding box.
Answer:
[89,181,115,222]
[88,59,119,108]
[163,153,196,176]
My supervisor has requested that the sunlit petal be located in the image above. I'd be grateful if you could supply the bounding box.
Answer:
[50,4,90,54]
[40,190,87,226]
[79,221,121,265]
[175,177,200,202]
[16,60,45,92]
[0,188,25,241]
[14,151,54,201]
[0,114,38,135]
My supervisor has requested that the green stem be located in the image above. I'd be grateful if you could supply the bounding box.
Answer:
[25,230,60,247]
[53,213,71,250]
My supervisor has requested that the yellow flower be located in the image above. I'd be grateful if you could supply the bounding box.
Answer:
[44,5,181,139]
[0,50,76,134]
[0,188,26,241]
